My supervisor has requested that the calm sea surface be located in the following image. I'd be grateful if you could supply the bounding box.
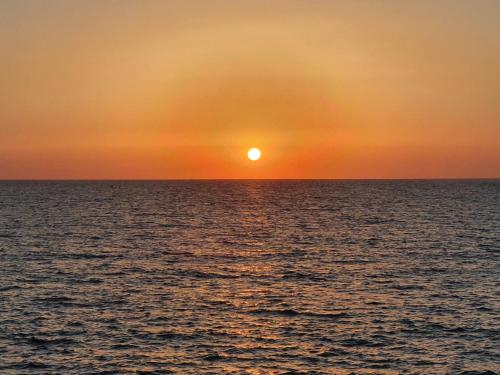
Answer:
[0,180,499,374]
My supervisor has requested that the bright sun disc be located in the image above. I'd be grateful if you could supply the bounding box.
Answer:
[247,147,261,161]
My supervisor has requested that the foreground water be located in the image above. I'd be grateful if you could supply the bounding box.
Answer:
[0,180,498,374]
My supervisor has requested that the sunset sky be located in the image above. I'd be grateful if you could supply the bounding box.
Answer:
[1,0,499,179]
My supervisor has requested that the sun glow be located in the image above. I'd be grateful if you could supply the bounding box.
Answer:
[247,148,262,161]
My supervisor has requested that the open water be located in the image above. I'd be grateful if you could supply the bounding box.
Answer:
[0,180,499,374]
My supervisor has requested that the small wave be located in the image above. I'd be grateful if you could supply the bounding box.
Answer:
[27,336,75,346]
[111,343,139,350]
[38,295,74,304]
[281,271,328,282]
[12,361,51,369]
[182,270,240,279]
[476,306,493,311]
[77,277,104,284]
[202,353,224,361]
[332,259,374,264]
[69,253,109,259]
[318,348,350,357]
[0,285,21,292]
[155,331,200,341]
[158,223,189,228]
[103,271,127,276]
[364,218,398,225]
[156,332,185,340]
[341,338,385,347]
[249,308,348,320]
[66,321,84,327]
[392,284,425,291]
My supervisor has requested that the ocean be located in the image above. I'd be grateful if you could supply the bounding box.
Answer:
[0,180,498,374]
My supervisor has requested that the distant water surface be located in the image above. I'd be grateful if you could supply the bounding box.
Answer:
[0,180,499,374]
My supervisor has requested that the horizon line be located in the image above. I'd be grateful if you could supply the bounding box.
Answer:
[0,178,499,182]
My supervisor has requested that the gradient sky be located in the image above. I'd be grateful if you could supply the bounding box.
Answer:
[1,0,499,179]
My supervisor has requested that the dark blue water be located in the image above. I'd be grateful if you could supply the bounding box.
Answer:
[0,180,499,374]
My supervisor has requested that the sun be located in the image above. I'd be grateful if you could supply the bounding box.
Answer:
[247,147,262,161]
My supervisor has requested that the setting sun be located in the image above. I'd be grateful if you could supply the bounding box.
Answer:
[247,148,262,161]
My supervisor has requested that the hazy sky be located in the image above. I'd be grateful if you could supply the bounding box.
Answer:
[1,0,499,179]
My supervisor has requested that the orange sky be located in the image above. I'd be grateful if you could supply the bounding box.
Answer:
[1,0,499,179]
